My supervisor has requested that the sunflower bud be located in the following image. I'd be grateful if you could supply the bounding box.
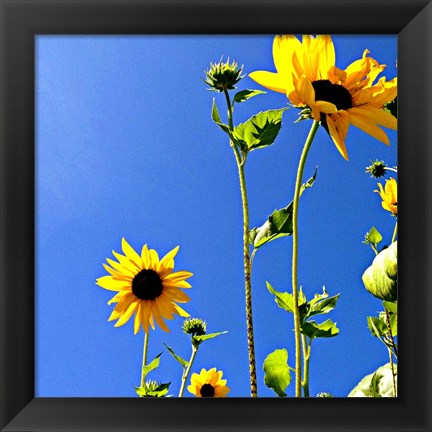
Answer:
[365,160,387,178]
[316,392,333,398]
[203,58,244,92]
[362,241,397,301]
[182,317,207,336]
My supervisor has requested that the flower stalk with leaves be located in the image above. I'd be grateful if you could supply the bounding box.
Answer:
[205,58,286,396]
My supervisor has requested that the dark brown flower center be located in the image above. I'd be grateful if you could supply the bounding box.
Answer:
[200,383,215,397]
[312,79,352,112]
[132,269,163,300]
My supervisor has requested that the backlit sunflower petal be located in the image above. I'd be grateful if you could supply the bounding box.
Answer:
[107,291,125,305]
[273,34,301,76]
[348,109,390,145]
[105,258,135,277]
[326,114,349,160]
[112,250,140,272]
[121,238,143,268]
[159,245,179,271]
[151,301,170,332]
[249,70,290,94]
[134,302,142,335]
[164,270,193,283]
[114,302,137,327]
[320,35,336,79]
[351,106,397,130]
[172,303,190,317]
[142,300,151,334]
[163,287,191,303]
[113,293,136,314]
[108,309,122,321]
[148,249,159,270]
[141,244,150,268]
[296,75,315,106]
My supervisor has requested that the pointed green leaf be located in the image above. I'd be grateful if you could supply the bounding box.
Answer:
[250,169,317,249]
[389,313,398,337]
[363,226,383,247]
[211,98,231,136]
[263,349,291,397]
[348,363,397,397]
[367,316,388,337]
[142,352,163,380]
[266,282,307,315]
[193,331,228,344]
[383,300,397,314]
[135,382,171,398]
[233,108,287,151]
[233,89,266,104]
[164,344,189,368]
[307,293,340,319]
[301,319,339,339]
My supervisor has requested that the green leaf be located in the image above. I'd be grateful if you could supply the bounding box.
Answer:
[348,363,397,397]
[164,344,189,368]
[300,319,339,339]
[307,293,340,319]
[211,98,231,136]
[389,313,398,337]
[142,352,163,381]
[233,89,266,104]
[193,331,228,344]
[367,316,388,337]
[363,226,383,247]
[233,108,287,151]
[250,169,317,249]
[383,300,397,314]
[263,349,291,397]
[266,282,307,314]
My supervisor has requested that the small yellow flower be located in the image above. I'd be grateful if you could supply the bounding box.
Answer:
[375,177,397,215]
[187,368,230,397]
[96,238,192,334]
[249,35,397,160]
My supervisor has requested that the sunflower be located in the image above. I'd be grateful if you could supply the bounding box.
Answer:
[249,35,397,160]
[187,368,230,397]
[375,177,397,215]
[96,238,192,334]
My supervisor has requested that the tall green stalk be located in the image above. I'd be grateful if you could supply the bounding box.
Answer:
[223,87,257,397]
[292,120,320,397]
[141,331,149,387]
[178,345,198,397]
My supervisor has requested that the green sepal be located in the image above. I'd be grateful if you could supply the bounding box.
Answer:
[233,89,266,105]
[164,343,189,368]
[262,349,291,397]
[348,363,397,397]
[300,319,339,339]
[232,108,287,151]
[135,382,171,398]
[250,168,317,249]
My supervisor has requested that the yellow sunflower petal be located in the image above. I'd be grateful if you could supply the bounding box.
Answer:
[273,34,301,76]
[159,245,179,271]
[105,258,135,277]
[348,108,391,144]
[351,106,397,130]
[148,248,159,270]
[96,276,130,291]
[141,244,150,269]
[134,302,142,335]
[141,300,151,334]
[114,302,137,327]
[112,250,140,272]
[121,238,143,268]
[151,301,170,332]
[172,303,190,317]
[107,291,126,305]
[326,114,350,160]
[296,75,315,106]
[249,70,290,94]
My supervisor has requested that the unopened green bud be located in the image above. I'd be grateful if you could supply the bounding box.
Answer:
[182,317,207,336]
[365,160,387,178]
[362,241,397,301]
[203,58,244,92]
[316,392,333,397]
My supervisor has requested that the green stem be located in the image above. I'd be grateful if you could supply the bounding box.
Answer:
[178,344,198,397]
[223,87,257,397]
[301,335,311,398]
[383,308,397,396]
[391,219,398,243]
[292,120,320,397]
[141,331,149,387]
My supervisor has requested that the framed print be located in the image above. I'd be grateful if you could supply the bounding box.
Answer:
[1,0,431,431]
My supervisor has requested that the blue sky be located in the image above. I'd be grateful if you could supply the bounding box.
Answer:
[35,34,397,397]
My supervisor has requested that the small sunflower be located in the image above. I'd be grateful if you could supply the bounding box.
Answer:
[96,238,192,334]
[375,177,397,215]
[187,368,230,397]
[249,35,397,160]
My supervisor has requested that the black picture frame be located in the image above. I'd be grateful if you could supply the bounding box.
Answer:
[1,0,431,431]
